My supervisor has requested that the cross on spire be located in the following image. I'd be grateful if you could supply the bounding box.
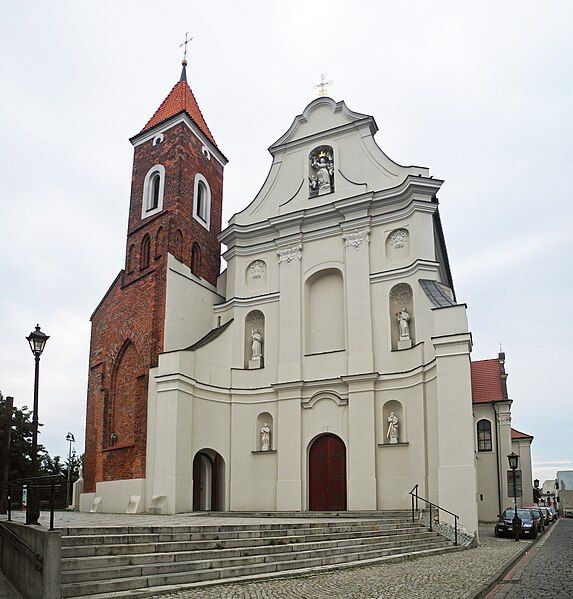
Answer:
[180,32,193,64]
[314,74,333,97]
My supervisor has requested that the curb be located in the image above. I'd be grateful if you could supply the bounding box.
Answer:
[468,519,561,599]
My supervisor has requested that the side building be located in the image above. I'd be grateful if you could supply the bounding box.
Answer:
[471,353,534,521]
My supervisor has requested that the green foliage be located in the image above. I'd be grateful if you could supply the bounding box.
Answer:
[0,391,81,482]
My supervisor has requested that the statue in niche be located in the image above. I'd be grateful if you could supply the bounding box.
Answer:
[261,422,271,451]
[251,329,263,359]
[309,147,334,197]
[387,412,399,444]
[396,309,411,339]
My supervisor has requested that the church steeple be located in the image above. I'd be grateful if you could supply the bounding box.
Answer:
[137,62,218,147]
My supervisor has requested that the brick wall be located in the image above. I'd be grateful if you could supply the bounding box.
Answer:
[83,120,224,493]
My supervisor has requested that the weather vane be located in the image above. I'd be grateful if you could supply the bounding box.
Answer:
[180,32,193,63]
[314,74,333,97]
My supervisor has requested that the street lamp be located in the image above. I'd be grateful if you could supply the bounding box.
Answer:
[507,452,521,541]
[66,432,75,507]
[25,324,49,525]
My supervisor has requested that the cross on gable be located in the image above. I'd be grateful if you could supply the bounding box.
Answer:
[314,74,333,97]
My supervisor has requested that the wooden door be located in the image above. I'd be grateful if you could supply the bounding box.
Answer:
[309,434,347,511]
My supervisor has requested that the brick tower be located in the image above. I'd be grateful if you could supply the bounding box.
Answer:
[83,60,226,496]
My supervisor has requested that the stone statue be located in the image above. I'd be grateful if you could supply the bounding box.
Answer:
[309,149,334,195]
[261,422,271,451]
[251,329,262,359]
[397,309,411,339]
[387,412,399,444]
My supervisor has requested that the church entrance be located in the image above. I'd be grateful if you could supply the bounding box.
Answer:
[308,434,347,511]
[192,449,224,511]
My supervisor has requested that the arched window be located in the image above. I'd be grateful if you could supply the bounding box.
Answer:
[477,419,493,452]
[142,165,165,218]
[191,243,201,275]
[193,174,211,230]
[140,234,151,269]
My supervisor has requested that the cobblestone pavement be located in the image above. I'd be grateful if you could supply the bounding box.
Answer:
[488,519,572,599]
[147,525,528,599]
[2,511,353,528]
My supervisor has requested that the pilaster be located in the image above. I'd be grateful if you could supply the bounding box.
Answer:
[341,223,374,373]
[276,240,303,382]
[273,382,303,510]
[343,374,378,510]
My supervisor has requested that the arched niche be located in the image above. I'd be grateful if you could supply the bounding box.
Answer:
[382,399,405,444]
[305,268,345,354]
[245,310,265,369]
[389,282,414,350]
[246,259,267,290]
[309,145,334,197]
[385,228,410,261]
[155,227,164,259]
[255,412,273,451]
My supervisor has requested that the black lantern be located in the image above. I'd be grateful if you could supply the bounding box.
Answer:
[26,325,49,357]
[507,452,519,471]
[507,452,521,541]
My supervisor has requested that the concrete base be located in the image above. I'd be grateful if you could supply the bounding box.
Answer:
[248,357,262,369]
[397,338,412,350]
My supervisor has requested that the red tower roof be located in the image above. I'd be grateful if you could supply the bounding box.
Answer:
[139,64,217,146]
[471,359,505,404]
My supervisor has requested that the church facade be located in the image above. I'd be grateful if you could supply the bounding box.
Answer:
[82,63,482,534]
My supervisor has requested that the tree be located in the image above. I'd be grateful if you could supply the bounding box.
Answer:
[0,391,49,480]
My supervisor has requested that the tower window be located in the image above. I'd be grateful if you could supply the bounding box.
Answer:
[193,174,211,230]
[477,419,492,452]
[142,165,165,218]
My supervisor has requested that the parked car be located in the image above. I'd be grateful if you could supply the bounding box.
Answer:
[525,506,545,532]
[540,506,553,525]
[494,508,538,539]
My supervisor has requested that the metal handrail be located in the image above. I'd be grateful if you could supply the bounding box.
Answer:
[0,522,43,572]
[409,484,460,546]
[1,475,65,530]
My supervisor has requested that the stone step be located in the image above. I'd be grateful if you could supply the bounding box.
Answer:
[61,532,440,582]
[62,529,437,571]
[61,520,414,547]
[60,539,451,597]
[62,524,426,558]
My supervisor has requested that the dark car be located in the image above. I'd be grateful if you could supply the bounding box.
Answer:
[494,508,538,539]
[526,506,545,532]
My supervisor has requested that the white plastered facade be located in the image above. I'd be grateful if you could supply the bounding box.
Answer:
[85,98,480,534]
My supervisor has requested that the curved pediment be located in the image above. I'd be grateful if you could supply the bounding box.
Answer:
[269,97,377,152]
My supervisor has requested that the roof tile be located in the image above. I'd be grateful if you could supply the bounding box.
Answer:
[140,79,217,146]
[511,428,534,440]
[471,359,505,403]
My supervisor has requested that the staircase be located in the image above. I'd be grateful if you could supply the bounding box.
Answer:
[60,512,461,598]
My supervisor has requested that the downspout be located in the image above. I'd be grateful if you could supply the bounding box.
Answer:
[494,403,502,515]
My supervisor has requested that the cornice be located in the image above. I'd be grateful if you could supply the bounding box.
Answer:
[213,292,280,312]
[370,260,440,283]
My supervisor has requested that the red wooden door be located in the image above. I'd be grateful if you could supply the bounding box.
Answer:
[309,434,347,511]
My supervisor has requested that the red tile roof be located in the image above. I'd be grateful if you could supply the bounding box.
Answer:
[140,79,217,146]
[471,358,505,403]
[511,428,534,440]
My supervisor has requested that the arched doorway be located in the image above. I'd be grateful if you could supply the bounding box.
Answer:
[308,434,347,511]
[192,449,224,511]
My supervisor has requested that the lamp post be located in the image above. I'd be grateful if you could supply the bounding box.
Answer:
[507,452,521,541]
[66,433,75,507]
[25,324,49,525]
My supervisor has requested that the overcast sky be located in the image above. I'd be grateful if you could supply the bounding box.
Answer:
[1,1,571,485]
